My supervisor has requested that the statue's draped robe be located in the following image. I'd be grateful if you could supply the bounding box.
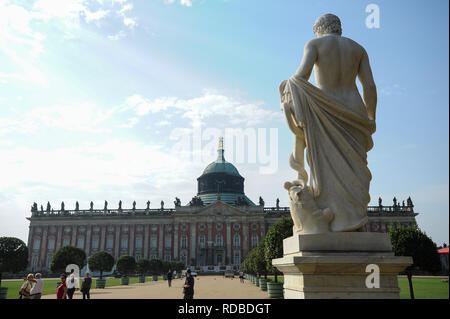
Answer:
[281,77,376,232]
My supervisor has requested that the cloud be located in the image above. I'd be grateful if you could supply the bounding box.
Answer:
[122,91,282,127]
[108,30,127,40]
[164,0,193,7]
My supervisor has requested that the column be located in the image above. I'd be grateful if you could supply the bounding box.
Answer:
[40,226,48,269]
[143,224,149,259]
[114,226,120,258]
[190,222,196,265]
[158,224,164,259]
[85,225,92,257]
[55,225,62,251]
[100,226,106,251]
[242,221,249,257]
[260,220,265,238]
[71,225,77,246]
[173,223,179,260]
[226,222,231,265]
[129,225,135,257]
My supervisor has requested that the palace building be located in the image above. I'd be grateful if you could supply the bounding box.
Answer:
[26,139,418,272]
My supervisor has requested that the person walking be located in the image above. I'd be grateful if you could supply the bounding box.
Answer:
[29,273,44,299]
[167,269,173,287]
[239,271,244,283]
[183,269,194,300]
[56,274,67,299]
[19,274,34,299]
[80,272,92,299]
[66,273,76,299]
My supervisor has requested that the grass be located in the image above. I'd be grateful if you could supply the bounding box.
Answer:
[264,275,448,299]
[1,276,163,299]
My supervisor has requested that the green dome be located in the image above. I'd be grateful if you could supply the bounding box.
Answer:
[202,161,242,177]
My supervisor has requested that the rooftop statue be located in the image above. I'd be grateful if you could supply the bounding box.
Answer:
[61,201,65,211]
[259,196,265,207]
[119,200,122,210]
[133,201,136,210]
[90,201,94,210]
[75,201,79,211]
[46,202,51,212]
[104,200,108,210]
[146,200,150,209]
[161,200,164,209]
[280,14,377,234]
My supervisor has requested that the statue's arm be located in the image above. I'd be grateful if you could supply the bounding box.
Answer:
[357,48,377,120]
[294,40,317,80]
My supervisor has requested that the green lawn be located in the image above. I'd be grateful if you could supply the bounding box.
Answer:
[398,277,449,299]
[1,276,163,299]
[264,275,448,299]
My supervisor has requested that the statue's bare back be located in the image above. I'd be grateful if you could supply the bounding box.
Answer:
[296,31,377,120]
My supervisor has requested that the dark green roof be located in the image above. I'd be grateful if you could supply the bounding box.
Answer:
[200,147,242,177]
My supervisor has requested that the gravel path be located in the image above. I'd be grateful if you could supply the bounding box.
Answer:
[41,276,271,299]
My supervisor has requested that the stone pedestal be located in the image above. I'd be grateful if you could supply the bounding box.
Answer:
[272,232,412,299]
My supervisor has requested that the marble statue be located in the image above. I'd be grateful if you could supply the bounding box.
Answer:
[280,14,377,234]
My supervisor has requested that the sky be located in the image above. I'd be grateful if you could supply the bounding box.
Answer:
[0,0,448,245]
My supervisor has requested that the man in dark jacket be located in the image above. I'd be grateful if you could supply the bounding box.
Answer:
[81,272,92,299]
[183,269,194,299]
[167,269,173,287]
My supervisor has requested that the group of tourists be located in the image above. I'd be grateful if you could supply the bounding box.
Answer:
[19,272,92,299]
[19,273,43,299]
[19,268,195,299]
[56,272,92,299]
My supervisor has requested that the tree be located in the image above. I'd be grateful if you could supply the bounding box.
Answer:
[148,259,163,275]
[50,245,86,273]
[0,237,28,286]
[389,225,441,299]
[254,242,268,279]
[88,251,115,280]
[264,217,293,282]
[116,255,136,277]
[136,259,151,276]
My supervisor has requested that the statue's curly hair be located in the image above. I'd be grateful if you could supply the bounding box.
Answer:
[313,14,342,36]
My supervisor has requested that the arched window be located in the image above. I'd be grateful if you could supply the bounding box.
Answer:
[251,233,258,248]
[234,234,240,247]
[216,234,223,247]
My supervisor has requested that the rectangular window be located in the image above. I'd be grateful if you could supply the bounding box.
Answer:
[199,235,205,248]
[47,238,55,251]
[33,238,41,250]
[181,236,187,249]
[92,237,99,249]
[151,236,157,249]
[63,237,70,246]
[106,236,113,249]
[165,236,172,248]
[77,237,84,249]
[121,238,128,249]
[136,236,143,249]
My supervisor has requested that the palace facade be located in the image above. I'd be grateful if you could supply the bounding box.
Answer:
[26,139,418,272]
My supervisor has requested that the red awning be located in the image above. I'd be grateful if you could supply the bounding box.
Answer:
[437,247,449,254]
